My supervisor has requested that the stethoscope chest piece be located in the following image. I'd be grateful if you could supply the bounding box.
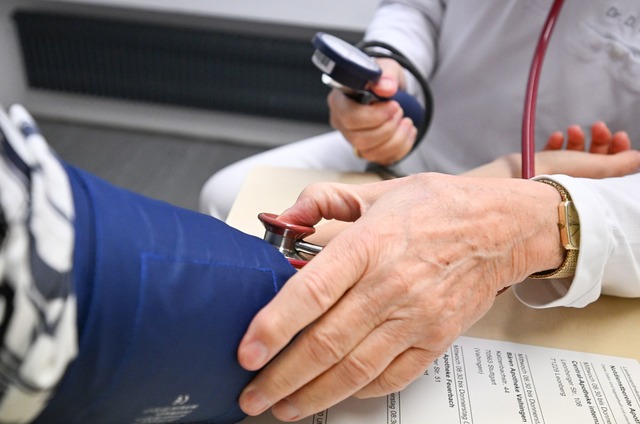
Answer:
[258,212,323,269]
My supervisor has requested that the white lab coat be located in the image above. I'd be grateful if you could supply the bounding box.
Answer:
[202,0,640,308]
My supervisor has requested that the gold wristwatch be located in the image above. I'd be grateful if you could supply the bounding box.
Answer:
[529,179,580,279]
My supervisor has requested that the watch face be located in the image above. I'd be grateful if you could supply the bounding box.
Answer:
[560,200,580,249]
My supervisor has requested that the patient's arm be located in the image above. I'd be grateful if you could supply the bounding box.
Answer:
[0,105,296,424]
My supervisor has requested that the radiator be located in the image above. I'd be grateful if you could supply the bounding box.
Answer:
[14,10,338,123]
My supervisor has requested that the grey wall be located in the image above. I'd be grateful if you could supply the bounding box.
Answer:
[44,0,379,31]
[0,0,28,107]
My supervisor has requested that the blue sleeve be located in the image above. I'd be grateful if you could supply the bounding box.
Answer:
[34,164,295,424]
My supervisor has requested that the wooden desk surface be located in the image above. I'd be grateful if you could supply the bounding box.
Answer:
[227,166,640,361]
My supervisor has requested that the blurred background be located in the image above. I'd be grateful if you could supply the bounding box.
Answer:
[0,0,377,210]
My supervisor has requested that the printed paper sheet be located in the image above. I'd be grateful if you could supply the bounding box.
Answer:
[243,336,640,424]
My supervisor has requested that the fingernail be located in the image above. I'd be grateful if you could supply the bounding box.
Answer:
[240,388,271,415]
[241,340,269,370]
[273,398,301,421]
[377,77,395,90]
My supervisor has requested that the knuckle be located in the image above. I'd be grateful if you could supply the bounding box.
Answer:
[298,271,339,312]
[297,182,341,206]
[383,271,415,300]
[268,367,300,395]
[339,353,379,389]
[298,182,325,197]
[252,308,296,346]
[303,327,345,367]
[349,132,370,147]
[357,350,436,399]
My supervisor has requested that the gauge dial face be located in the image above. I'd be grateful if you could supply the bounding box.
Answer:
[319,33,378,72]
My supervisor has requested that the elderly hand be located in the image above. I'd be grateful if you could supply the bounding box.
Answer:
[328,58,417,165]
[237,173,566,421]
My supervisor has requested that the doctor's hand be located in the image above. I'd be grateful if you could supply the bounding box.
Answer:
[328,58,417,165]
[465,121,640,179]
[237,173,566,422]
[545,121,631,154]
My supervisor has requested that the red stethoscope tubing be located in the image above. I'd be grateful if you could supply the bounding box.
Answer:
[522,0,565,179]
[274,0,567,273]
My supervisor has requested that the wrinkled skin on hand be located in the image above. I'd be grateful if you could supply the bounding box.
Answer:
[237,173,565,422]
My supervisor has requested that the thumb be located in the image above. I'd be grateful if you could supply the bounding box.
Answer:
[371,58,404,98]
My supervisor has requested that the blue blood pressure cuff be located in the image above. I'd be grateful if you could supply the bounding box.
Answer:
[34,165,295,424]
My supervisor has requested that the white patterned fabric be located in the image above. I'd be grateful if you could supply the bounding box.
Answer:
[0,105,76,423]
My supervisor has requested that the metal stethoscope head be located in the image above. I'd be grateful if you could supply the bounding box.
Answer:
[258,212,323,269]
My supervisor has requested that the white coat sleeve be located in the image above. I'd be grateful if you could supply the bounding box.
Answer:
[514,173,640,308]
[364,0,446,94]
